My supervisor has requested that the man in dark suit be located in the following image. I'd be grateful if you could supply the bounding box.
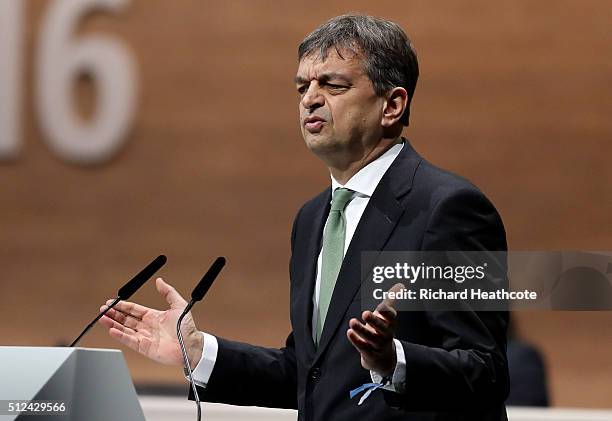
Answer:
[101,14,509,420]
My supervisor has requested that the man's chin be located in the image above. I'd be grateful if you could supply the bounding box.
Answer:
[304,135,334,154]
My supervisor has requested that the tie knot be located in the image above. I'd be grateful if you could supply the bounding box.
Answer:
[330,188,353,211]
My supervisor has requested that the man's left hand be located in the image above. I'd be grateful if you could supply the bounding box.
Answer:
[346,283,404,376]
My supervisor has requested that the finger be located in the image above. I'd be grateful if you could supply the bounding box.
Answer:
[349,317,377,336]
[363,311,392,334]
[105,299,148,319]
[109,328,154,359]
[375,282,404,311]
[156,277,187,309]
[100,315,137,336]
[346,328,376,353]
[105,318,151,337]
[349,318,386,347]
[102,306,126,324]
[108,327,141,351]
[375,305,397,324]
[101,306,141,330]
[375,282,404,317]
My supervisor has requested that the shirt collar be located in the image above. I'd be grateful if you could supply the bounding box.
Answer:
[330,139,404,198]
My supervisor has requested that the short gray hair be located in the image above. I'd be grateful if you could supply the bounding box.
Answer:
[298,14,419,126]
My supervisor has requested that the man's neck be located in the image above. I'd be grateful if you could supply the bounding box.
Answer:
[328,137,401,185]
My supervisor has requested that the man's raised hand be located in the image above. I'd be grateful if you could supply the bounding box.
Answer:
[99,277,203,367]
[346,283,404,376]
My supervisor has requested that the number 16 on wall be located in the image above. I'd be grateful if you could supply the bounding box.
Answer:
[0,0,138,165]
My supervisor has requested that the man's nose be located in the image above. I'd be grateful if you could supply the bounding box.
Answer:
[301,84,325,109]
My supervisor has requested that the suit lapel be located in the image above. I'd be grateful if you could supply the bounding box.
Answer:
[295,189,330,359]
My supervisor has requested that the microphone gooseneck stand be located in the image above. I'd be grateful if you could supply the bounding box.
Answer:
[70,254,167,347]
[177,256,226,421]
[177,300,201,421]
[70,297,121,347]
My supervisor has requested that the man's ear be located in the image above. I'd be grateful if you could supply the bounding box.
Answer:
[381,87,408,128]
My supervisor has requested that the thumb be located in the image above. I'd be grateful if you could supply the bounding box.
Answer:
[156,277,187,309]
[375,282,405,319]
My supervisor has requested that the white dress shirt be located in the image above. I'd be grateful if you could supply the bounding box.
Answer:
[191,140,406,393]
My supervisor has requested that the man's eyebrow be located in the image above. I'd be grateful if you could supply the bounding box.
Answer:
[294,72,352,85]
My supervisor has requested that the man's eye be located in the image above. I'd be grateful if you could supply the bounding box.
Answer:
[297,86,307,94]
[327,84,348,91]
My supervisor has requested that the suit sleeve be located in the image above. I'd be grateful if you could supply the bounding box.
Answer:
[384,187,510,411]
[189,208,303,409]
[190,333,298,408]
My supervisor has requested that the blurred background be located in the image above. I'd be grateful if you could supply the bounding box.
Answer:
[1,0,610,411]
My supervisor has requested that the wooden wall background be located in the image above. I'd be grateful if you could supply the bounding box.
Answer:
[1,0,610,408]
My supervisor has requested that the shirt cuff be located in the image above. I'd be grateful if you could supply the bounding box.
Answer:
[187,332,218,388]
[370,339,406,393]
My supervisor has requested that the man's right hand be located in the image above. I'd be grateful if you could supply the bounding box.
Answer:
[99,277,204,367]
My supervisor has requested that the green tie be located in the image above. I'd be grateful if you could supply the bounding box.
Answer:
[316,188,354,344]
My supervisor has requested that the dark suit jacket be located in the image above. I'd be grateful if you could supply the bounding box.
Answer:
[193,140,509,420]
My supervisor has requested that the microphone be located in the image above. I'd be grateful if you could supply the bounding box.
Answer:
[117,255,167,300]
[191,256,226,304]
[177,257,226,421]
[69,255,167,347]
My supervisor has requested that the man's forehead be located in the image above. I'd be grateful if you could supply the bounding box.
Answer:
[296,48,364,81]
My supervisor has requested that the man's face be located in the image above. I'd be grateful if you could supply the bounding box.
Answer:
[295,48,385,158]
